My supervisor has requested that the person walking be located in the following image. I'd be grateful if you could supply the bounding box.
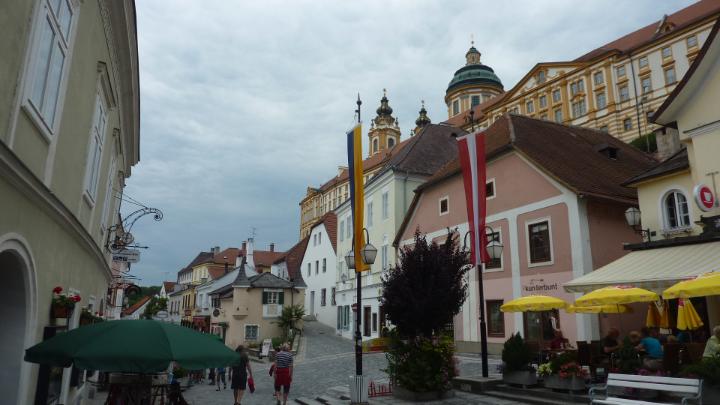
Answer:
[273,343,294,405]
[216,366,226,391]
[230,345,252,405]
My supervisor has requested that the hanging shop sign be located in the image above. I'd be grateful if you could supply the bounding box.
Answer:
[112,249,141,263]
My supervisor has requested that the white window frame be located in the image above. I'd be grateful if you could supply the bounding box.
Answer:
[244,324,259,341]
[484,228,503,273]
[638,56,649,69]
[660,188,692,233]
[616,65,626,78]
[596,92,607,110]
[367,201,374,227]
[100,155,117,235]
[340,220,345,242]
[381,244,389,270]
[526,100,534,113]
[526,217,554,268]
[83,85,110,206]
[686,35,698,48]
[486,179,496,200]
[19,0,78,141]
[661,46,672,59]
[439,196,449,216]
[552,89,561,103]
[593,71,604,86]
[381,191,389,220]
[539,95,547,109]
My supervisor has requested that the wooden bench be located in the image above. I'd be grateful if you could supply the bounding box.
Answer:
[590,373,702,405]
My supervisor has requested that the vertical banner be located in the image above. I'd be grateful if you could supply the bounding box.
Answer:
[457,130,489,266]
[347,124,366,272]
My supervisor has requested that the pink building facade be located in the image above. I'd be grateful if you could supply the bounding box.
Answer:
[395,115,653,353]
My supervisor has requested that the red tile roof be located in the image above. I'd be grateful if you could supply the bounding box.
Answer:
[122,296,151,316]
[272,236,310,285]
[310,212,338,253]
[210,246,285,272]
[162,281,176,293]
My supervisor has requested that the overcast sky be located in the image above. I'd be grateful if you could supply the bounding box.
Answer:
[124,0,694,286]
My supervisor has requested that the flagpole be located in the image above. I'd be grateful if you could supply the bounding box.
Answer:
[354,94,363,378]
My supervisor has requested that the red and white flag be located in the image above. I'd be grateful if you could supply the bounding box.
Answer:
[457,131,490,266]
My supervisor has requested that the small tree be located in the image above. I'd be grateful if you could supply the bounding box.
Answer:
[381,230,469,338]
[275,304,305,340]
[143,296,168,319]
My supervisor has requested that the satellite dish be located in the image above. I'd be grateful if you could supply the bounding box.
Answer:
[212,309,220,317]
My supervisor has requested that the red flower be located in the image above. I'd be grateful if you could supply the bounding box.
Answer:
[53,286,63,294]
[72,295,81,302]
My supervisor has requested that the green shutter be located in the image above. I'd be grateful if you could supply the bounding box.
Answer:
[262,292,268,304]
[279,292,285,305]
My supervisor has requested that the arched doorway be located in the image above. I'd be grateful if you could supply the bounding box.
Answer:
[0,249,28,404]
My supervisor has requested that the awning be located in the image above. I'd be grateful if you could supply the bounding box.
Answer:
[564,241,720,294]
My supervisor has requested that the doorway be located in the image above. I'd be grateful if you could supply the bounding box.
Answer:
[310,291,315,317]
[523,309,560,348]
[0,250,28,404]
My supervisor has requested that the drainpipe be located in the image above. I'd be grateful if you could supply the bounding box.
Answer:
[628,51,647,148]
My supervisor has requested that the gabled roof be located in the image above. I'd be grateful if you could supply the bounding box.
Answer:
[272,236,310,285]
[372,123,466,182]
[122,296,151,316]
[575,0,720,62]
[178,251,214,275]
[162,281,176,293]
[308,212,337,253]
[395,114,657,245]
[624,148,690,186]
[246,272,296,289]
[653,16,720,124]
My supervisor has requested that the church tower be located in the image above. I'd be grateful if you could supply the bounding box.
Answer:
[445,41,504,119]
[368,90,401,157]
[413,100,431,135]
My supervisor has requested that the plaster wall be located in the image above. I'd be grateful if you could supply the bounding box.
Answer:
[302,223,338,328]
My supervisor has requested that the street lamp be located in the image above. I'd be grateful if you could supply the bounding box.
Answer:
[345,228,376,404]
[624,207,653,241]
[463,226,503,378]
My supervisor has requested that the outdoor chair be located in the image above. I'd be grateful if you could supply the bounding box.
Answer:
[662,342,681,376]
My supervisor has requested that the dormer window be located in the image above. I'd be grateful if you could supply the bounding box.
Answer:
[595,144,618,160]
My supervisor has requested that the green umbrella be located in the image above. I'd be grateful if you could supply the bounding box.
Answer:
[24,320,240,373]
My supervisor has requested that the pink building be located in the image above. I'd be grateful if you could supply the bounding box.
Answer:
[394,114,655,353]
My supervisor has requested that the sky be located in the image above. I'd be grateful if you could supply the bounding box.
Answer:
[124,0,695,286]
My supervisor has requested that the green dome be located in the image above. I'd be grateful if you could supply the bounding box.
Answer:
[447,64,503,93]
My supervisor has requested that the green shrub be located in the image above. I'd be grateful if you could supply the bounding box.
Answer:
[502,333,535,372]
[629,132,657,153]
[682,354,720,386]
[385,332,457,392]
[271,337,284,350]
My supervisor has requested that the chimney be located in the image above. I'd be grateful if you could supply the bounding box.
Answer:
[246,238,255,272]
[270,243,275,252]
[211,246,220,255]
[224,255,229,274]
[241,241,247,252]
[654,126,682,161]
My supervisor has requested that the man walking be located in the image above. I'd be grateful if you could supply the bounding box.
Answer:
[273,343,294,405]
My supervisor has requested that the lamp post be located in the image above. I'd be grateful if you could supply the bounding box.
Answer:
[463,226,503,378]
[624,207,653,241]
[345,228,377,402]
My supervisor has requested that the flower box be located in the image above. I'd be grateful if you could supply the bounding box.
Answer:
[543,374,585,391]
[502,370,537,387]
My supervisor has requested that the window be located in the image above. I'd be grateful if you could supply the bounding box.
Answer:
[307,263,311,277]
[593,71,604,86]
[486,180,495,198]
[661,46,672,59]
[664,67,676,85]
[84,92,108,202]
[388,137,395,148]
[344,306,350,329]
[452,100,459,116]
[486,300,505,337]
[471,95,480,107]
[554,108,562,123]
[318,232,322,244]
[526,100,534,113]
[367,202,373,227]
[24,0,75,134]
[315,260,319,275]
[616,65,626,78]
[570,82,578,96]
[687,35,698,48]
[571,99,586,117]
[552,89,561,103]
[570,79,584,96]
[511,106,519,114]
[600,126,609,133]
[485,229,501,270]
[100,158,117,233]
[263,291,283,305]
[641,76,652,94]
[539,95,547,109]
[372,138,379,154]
[381,245,388,270]
[664,191,690,230]
[537,70,546,83]
[346,216,352,238]
[321,289,326,306]
[595,92,607,110]
[313,234,317,246]
[439,196,449,215]
[638,56,649,69]
[646,110,654,123]
[623,118,633,131]
[372,313,378,332]
[322,258,326,273]
[382,191,389,219]
[245,324,259,340]
[340,220,345,241]
[528,220,552,264]
[619,85,630,102]
[331,287,336,306]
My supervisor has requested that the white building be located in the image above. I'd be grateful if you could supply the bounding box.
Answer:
[300,213,338,327]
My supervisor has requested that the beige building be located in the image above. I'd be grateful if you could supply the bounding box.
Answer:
[0,0,139,404]
[565,18,720,330]
[446,1,720,144]
[299,94,433,238]
[210,259,306,348]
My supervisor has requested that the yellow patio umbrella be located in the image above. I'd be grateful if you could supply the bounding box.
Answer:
[566,304,632,314]
[663,272,720,299]
[574,286,659,307]
[645,301,670,328]
[677,298,704,331]
[500,295,568,312]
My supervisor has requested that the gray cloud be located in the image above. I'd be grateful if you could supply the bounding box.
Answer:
[124,0,694,285]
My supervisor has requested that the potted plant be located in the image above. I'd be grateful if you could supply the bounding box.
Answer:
[501,333,537,387]
[51,286,80,319]
[682,354,720,403]
[540,351,587,391]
